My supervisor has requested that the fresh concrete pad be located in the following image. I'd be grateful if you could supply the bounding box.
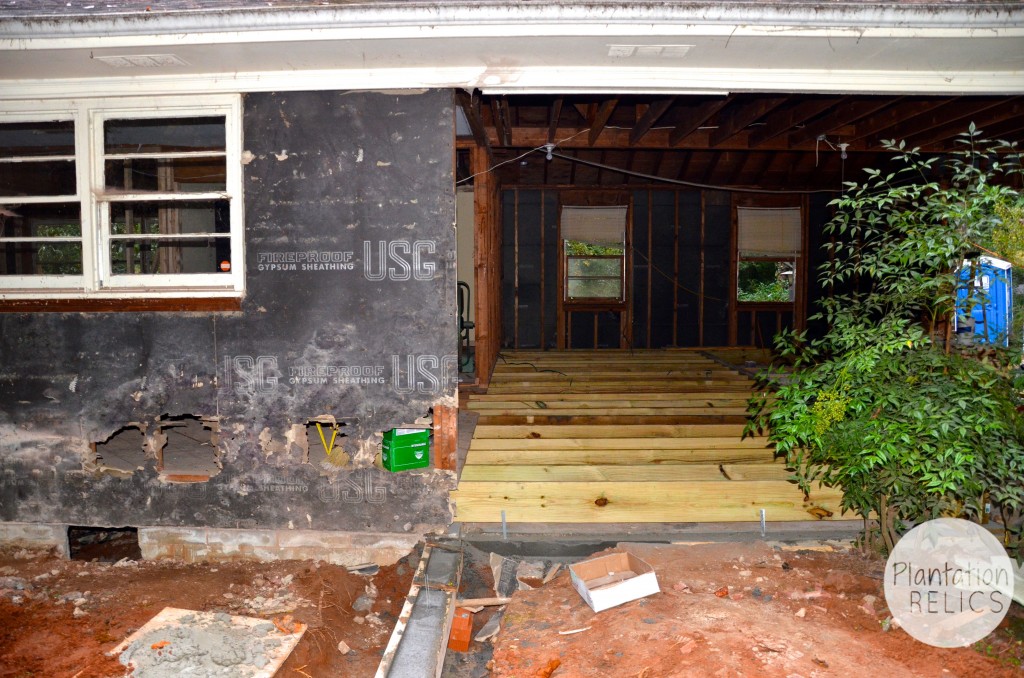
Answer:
[110,607,305,677]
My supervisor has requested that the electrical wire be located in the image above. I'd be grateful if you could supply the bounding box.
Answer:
[549,150,838,195]
[456,129,588,186]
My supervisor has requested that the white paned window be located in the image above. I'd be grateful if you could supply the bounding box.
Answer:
[736,206,801,304]
[561,206,627,303]
[0,95,244,299]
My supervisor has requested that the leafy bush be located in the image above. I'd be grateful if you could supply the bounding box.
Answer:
[747,128,1024,559]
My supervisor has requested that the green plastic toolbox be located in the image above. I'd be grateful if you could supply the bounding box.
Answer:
[381,427,430,472]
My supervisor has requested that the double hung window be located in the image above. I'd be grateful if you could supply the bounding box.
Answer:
[0,95,243,300]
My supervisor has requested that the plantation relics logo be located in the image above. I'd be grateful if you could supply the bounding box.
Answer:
[884,518,1014,648]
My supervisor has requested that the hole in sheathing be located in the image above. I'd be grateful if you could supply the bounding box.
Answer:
[68,526,140,562]
[156,414,221,481]
[306,418,349,469]
[93,425,148,476]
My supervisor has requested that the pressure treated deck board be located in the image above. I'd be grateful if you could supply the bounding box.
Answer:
[450,480,845,523]
[721,463,796,481]
[467,436,773,451]
[464,395,753,405]
[456,349,850,524]
[483,384,755,394]
[459,464,731,482]
[472,424,748,439]
[463,447,774,466]
[468,409,749,419]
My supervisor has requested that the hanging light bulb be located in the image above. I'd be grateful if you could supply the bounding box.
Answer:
[544,143,555,161]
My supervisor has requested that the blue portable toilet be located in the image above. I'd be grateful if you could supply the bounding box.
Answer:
[955,256,1013,347]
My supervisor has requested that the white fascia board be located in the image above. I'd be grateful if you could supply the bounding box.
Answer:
[473,67,1024,95]
[1,66,1022,101]
[4,24,1024,52]
[2,3,1024,48]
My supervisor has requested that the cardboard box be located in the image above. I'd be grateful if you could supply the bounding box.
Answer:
[568,552,660,612]
[381,428,430,472]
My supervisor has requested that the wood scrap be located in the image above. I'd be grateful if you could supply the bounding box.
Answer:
[542,563,562,584]
[455,597,512,607]
[557,626,590,635]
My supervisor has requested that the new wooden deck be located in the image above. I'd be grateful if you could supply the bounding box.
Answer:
[452,349,853,524]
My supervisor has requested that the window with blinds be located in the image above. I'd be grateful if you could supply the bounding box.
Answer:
[736,206,801,303]
[561,206,627,303]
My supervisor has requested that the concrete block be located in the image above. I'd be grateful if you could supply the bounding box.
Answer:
[136,527,417,565]
[205,528,277,551]
[277,529,419,566]
[0,522,69,558]
[138,526,209,561]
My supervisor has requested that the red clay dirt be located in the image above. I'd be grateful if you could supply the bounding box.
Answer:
[2,540,1022,677]
[0,545,418,677]
[488,542,1024,678]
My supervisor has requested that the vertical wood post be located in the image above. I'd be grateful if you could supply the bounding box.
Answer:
[472,144,500,386]
[433,403,458,472]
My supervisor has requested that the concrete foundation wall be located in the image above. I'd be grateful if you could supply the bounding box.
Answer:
[0,522,69,557]
[0,89,458,537]
[138,526,419,567]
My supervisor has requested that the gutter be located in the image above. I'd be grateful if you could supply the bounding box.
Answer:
[2,1,1023,43]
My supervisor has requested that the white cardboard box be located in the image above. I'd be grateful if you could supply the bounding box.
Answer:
[568,551,660,612]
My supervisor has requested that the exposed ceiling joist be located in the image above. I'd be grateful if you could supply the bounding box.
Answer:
[905,97,1024,147]
[709,96,788,147]
[490,97,512,146]
[454,89,491,153]
[466,93,1023,191]
[747,97,845,148]
[867,97,1012,148]
[630,98,675,146]
[668,97,733,147]
[789,97,903,146]
[589,99,619,146]
[547,97,563,144]
[847,97,955,143]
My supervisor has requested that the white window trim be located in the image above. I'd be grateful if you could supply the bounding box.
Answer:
[0,95,244,300]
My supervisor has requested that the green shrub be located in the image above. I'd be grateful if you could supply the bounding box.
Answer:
[747,128,1024,559]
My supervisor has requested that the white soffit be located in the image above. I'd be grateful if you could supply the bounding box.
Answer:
[0,3,1022,99]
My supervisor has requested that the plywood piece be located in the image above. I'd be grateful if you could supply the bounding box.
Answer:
[451,480,850,523]
[109,607,305,678]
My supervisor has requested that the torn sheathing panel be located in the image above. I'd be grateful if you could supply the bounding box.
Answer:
[0,89,457,535]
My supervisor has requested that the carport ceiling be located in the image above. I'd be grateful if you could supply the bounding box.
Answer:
[459,93,1024,191]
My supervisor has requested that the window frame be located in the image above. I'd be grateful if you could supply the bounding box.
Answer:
[563,247,627,305]
[0,95,244,301]
[734,205,802,307]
